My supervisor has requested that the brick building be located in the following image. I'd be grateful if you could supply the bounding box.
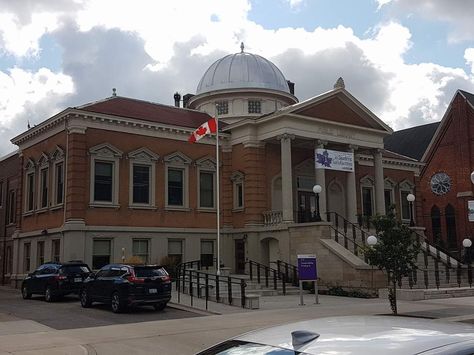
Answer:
[6,46,421,285]
[0,151,20,284]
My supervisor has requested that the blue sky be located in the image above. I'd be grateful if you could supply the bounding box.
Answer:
[0,0,474,155]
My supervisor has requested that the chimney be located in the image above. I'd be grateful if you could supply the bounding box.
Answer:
[183,93,194,108]
[287,80,295,95]
[173,92,181,107]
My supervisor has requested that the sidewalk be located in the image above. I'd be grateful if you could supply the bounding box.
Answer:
[3,292,474,354]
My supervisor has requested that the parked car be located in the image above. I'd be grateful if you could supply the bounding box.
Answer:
[80,263,171,313]
[197,316,474,355]
[21,261,92,302]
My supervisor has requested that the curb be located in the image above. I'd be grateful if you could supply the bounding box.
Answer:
[168,302,221,316]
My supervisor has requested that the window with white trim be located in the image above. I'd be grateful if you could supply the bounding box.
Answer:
[52,239,60,263]
[164,152,191,209]
[26,171,35,212]
[231,172,244,210]
[168,239,183,265]
[37,241,45,266]
[200,240,214,267]
[399,180,414,222]
[92,239,111,269]
[24,243,31,272]
[7,189,15,224]
[384,178,396,214]
[133,239,149,264]
[89,143,122,206]
[216,100,228,115]
[248,100,261,114]
[196,156,216,210]
[39,167,49,209]
[128,148,158,208]
[51,146,65,206]
[360,176,374,217]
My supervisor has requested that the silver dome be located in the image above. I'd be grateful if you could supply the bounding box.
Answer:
[196,51,290,95]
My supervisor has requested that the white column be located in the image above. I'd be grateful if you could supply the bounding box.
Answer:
[280,134,294,223]
[346,146,357,223]
[315,141,327,219]
[373,149,385,215]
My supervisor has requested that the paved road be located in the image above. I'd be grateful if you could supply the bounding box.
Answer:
[0,286,201,330]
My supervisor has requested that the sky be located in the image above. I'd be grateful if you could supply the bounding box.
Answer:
[1,0,474,155]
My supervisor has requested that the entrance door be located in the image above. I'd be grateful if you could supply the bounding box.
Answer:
[234,239,245,274]
[298,191,316,223]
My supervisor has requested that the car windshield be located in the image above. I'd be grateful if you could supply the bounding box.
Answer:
[199,340,300,355]
[134,267,168,278]
[60,265,91,274]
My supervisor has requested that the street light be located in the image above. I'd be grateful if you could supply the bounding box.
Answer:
[366,235,377,289]
[463,238,473,287]
[407,193,415,227]
[313,184,322,222]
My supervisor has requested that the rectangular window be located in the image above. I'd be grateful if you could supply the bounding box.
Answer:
[26,172,35,211]
[235,182,243,209]
[216,101,228,115]
[362,187,373,216]
[200,240,214,267]
[248,100,261,114]
[168,239,183,265]
[52,239,60,263]
[133,239,149,264]
[37,241,45,266]
[24,243,31,272]
[94,161,113,202]
[384,189,393,214]
[55,162,64,204]
[92,240,111,269]
[168,168,184,206]
[133,164,150,204]
[6,246,12,274]
[40,168,49,208]
[199,171,214,208]
[7,189,15,224]
[401,191,411,220]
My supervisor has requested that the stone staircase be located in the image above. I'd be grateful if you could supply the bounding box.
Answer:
[327,212,474,298]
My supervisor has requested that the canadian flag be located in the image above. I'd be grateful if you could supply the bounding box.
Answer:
[188,117,217,143]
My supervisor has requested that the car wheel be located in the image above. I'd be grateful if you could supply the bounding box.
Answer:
[21,284,32,299]
[153,302,167,311]
[111,292,125,313]
[44,286,55,302]
[80,289,92,308]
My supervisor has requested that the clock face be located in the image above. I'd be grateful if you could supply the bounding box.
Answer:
[430,172,451,195]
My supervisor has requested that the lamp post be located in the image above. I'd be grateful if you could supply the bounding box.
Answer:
[463,238,473,287]
[367,235,377,289]
[313,184,322,222]
[407,193,415,227]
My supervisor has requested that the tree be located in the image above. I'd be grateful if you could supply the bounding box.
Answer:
[364,208,420,314]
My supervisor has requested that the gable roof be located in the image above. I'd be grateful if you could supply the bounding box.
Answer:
[383,122,440,161]
[460,90,474,106]
[77,96,212,129]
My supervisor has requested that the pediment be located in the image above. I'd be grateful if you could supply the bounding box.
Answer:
[89,143,123,158]
[38,152,49,166]
[294,96,384,130]
[52,146,65,160]
[195,155,216,170]
[128,147,159,162]
[231,171,244,182]
[164,151,192,165]
[24,158,35,170]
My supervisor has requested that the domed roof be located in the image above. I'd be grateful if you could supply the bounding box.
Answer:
[196,44,290,95]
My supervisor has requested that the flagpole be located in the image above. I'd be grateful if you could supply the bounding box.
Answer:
[215,114,221,276]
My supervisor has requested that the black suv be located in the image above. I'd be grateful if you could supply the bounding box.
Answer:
[21,262,92,302]
[80,264,172,313]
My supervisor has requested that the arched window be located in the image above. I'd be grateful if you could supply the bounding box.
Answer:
[431,205,441,246]
[445,204,457,249]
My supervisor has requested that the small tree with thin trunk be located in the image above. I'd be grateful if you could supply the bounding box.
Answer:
[364,208,420,314]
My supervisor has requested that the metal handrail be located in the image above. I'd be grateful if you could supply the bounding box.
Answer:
[273,260,299,286]
[246,260,288,295]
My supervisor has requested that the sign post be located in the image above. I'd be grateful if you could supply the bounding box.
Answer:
[297,254,319,305]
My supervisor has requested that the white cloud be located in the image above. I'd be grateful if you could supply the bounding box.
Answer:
[285,0,305,9]
[465,48,474,75]
[0,0,474,154]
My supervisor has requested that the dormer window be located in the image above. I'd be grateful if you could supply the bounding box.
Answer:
[248,100,261,114]
[216,101,228,115]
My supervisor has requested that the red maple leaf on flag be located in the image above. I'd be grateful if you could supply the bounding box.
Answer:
[196,126,207,136]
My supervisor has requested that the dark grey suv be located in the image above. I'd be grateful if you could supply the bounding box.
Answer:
[80,264,172,313]
[21,262,92,302]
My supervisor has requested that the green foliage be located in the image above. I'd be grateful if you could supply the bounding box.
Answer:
[364,207,421,314]
[327,286,373,299]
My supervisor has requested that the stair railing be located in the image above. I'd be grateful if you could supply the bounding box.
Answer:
[273,260,299,287]
[246,260,287,295]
